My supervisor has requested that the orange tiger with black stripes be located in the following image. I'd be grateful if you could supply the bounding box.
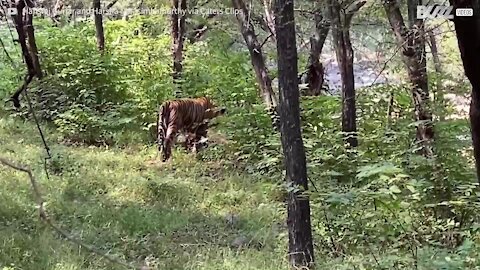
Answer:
[157,97,226,162]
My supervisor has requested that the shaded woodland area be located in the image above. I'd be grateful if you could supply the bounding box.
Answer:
[1,0,480,269]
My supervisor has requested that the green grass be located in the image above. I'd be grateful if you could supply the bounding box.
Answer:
[0,115,288,270]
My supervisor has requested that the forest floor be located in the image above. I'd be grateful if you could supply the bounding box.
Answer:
[0,115,289,270]
[1,107,477,270]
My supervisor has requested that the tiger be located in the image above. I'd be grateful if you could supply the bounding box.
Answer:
[157,97,226,162]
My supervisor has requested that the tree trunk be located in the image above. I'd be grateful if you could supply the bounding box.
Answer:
[274,0,314,267]
[10,0,39,108]
[449,0,480,182]
[427,29,445,121]
[303,7,329,96]
[263,0,276,39]
[93,0,105,51]
[172,0,187,95]
[232,0,278,109]
[12,0,34,74]
[24,13,42,78]
[329,0,364,148]
[383,0,433,156]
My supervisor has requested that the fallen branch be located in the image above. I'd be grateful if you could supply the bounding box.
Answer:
[0,157,146,270]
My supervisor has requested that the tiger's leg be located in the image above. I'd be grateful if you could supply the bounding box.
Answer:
[162,124,178,162]
[182,121,202,152]
[157,122,164,154]
[190,121,209,153]
[184,132,196,151]
[181,125,197,152]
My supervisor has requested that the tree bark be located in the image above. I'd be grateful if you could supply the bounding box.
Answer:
[427,29,445,121]
[172,0,187,95]
[329,0,364,148]
[93,0,105,51]
[232,0,278,109]
[274,0,314,267]
[383,0,433,156]
[12,0,34,74]
[303,7,329,96]
[263,0,276,40]
[449,0,480,182]
[10,0,40,108]
[25,12,42,78]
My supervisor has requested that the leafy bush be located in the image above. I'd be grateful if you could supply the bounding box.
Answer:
[182,30,260,107]
[18,18,173,144]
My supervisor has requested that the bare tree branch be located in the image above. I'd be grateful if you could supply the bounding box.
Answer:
[0,36,15,66]
[345,0,367,27]
[11,73,33,108]
[259,32,273,49]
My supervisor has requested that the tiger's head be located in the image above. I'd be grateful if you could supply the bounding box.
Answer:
[190,96,226,120]
[204,107,226,119]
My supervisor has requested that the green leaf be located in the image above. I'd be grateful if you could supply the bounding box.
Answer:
[406,185,416,193]
[389,185,402,194]
[357,162,403,179]
[325,170,343,176]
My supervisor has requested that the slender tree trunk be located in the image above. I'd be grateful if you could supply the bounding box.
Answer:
[408,0,432,146]
[329,0,364,148]
[12,0,34,74]
[24,13,42,78]
[275,0,314,267]
[171,0,187,95]
[383,0,433,156]
[303,7,329,96]
[10,0,40,108]
[232,0,278,109]
[449,0,480,182]
[427,29,445,121]
[93,0,105,51]
[263,0,276,39]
